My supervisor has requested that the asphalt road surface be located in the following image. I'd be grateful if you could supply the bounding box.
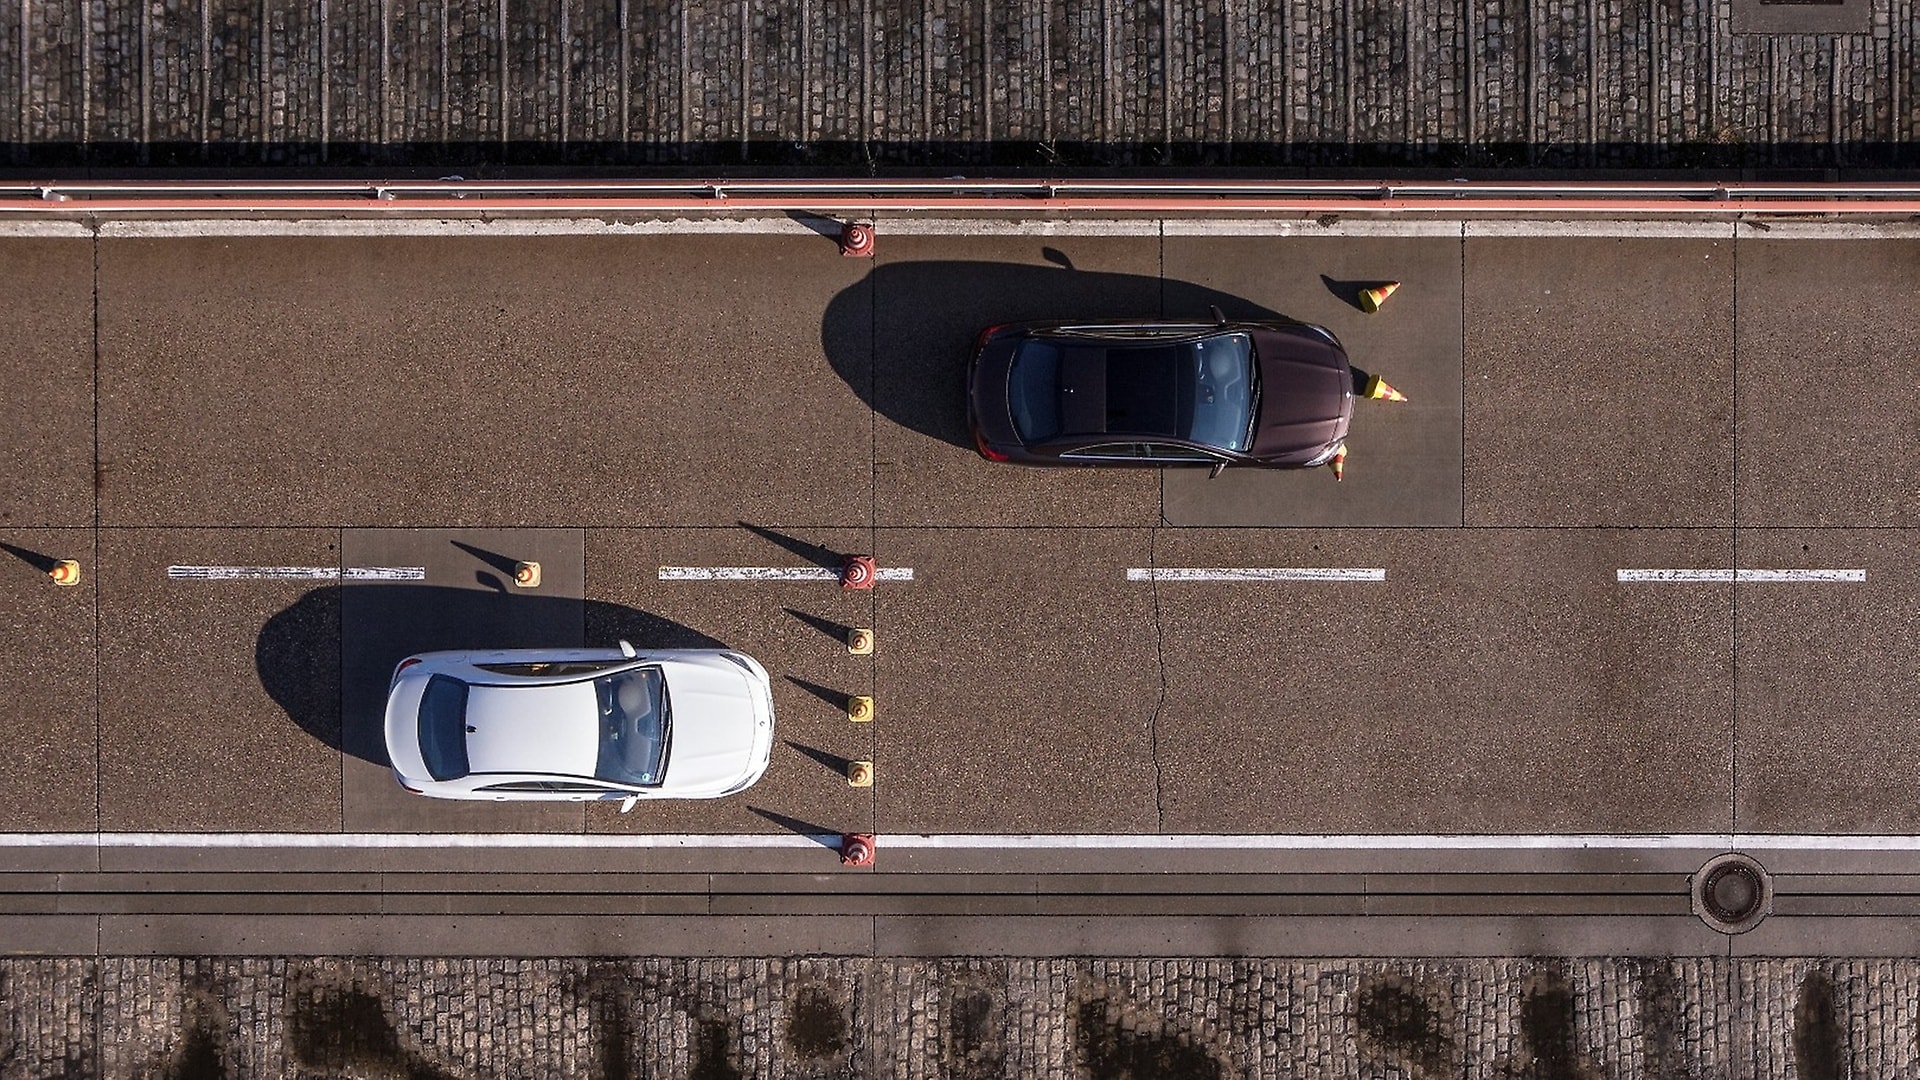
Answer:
[1,216,1916,956]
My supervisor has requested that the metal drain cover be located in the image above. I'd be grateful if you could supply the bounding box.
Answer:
[1691,852,1773,934]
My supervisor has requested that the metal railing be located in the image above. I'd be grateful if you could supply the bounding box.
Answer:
[7,178,1920,215]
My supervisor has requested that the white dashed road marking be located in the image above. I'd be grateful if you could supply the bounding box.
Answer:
[1618,569,1866,583]
[659,566,914,582]
[167,565,426,580]
[1127,568,1387,582]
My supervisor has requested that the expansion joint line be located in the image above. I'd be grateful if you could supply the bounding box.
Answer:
[1145,524,1168,828]
[1729,233,1741,840]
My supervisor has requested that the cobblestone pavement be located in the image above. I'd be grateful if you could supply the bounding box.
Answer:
[0,956,1913,1078]
[0,0,1915,169]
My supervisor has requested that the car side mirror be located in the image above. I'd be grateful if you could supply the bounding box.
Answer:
[619,640,637,658]
[1208,461,1229,479]
[1209,305,1227,325]
[619,795,640,813]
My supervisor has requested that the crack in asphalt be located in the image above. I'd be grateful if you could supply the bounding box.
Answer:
[1146,523,1168,828]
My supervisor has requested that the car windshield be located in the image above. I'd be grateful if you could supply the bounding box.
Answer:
[1011,332,1258,451]
[1175,333,1258,451]
[417,674,471,781]
[593,667,668,786]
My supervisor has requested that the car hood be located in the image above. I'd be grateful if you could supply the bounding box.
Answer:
[1250,329,1352,459]
[465,683,600,775]
[658,663,763,793]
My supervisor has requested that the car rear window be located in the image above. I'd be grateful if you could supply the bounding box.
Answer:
[417,674,471,781]
[1008,340,1062,441]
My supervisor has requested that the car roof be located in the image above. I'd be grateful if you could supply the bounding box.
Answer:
[461,681,601,776]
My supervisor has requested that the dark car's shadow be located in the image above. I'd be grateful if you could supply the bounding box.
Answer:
[820,259,1288,450]
[258,584,724,766]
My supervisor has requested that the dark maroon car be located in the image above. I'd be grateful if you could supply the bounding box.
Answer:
[968,315,1353,472]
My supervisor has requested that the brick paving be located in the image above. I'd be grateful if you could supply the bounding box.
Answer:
[0,956,1915,1077]
[0,0,1915,168]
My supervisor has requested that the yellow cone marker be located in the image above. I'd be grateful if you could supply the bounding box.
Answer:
[49,559,81,587]
[1363,375,1409,402]
[1330,444,1347,482]
[847,628,875,655]
[847,760,874,787]
[847,695,875,723]
[512,561,541,588]
[1359,281,1400,313]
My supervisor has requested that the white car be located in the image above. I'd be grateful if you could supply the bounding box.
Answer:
[383,642,775,806]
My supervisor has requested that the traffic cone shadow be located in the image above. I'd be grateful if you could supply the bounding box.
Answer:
[746,806,844,850]
[0,542,59,574]
[739,521,844,571]
[1322,275,1384,313]
[784,675,855,711]
[785,608,855,642]
[784,739,856,780]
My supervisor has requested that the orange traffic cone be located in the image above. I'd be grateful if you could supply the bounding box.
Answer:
[840,833,875,866]
[1359,282,1399,313]
[49,559,81,586]
[1363,374,1408,402]
[1330,444,1347,482]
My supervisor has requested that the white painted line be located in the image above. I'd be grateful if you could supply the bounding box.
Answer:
[1618,569,1865,583]
[167,565,427,581]
[880,218,1162,236]
[0,220,92,237]
[1128,567,1386,582]
[96,216,831,238]
[0,832,832,849]
[2,831,1918,851]
[1736,221,1920,240]
[659,566,913,582]
[0,217,1911,240]
[1161,218,1463,237]
[1465,220,1733,239]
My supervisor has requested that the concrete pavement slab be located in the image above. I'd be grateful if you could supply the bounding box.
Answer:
[871,845,1726,876]
[1730,917,1920,957]
[0,916,100,955]
[338,528,584,832]
[97,529,342,832]
[1161,236,1463,525]
[1735,240,1920,527]
[872,528,1162,833]
[0,240,93,529]
[584,526,878,837]
[868,238,1161,526]
[1148,528,1735,833]
[0,848,98,873]
[0,528,97,831]
[95,235,872,527]
[1465,237,1734,527]
[1733,529,1920,833]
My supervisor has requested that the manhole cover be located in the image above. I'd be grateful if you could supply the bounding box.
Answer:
[1691,852,1772,934]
